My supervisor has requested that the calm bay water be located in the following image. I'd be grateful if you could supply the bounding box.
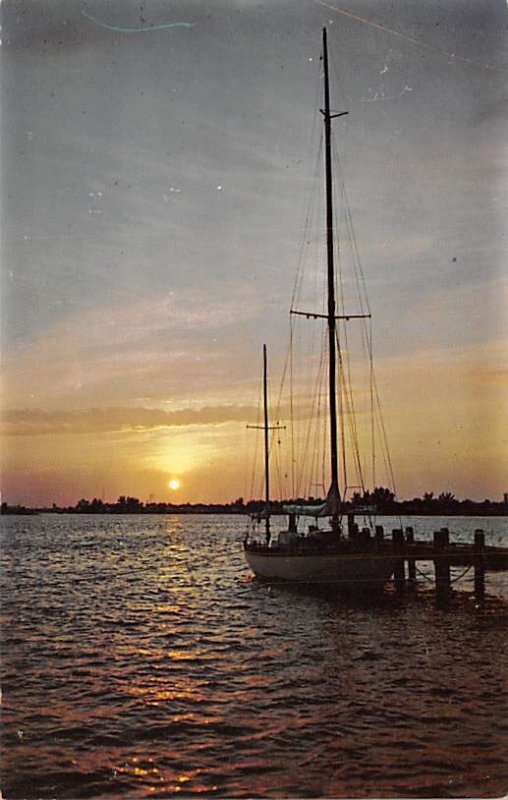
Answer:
[1,513,507,799]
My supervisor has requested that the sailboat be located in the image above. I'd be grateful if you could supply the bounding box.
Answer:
[243,28,398,588]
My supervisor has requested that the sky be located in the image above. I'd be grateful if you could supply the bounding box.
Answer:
[1,0,507,506]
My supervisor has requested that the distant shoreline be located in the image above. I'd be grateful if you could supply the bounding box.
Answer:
[2,500,507,518]
[4,485,507,519]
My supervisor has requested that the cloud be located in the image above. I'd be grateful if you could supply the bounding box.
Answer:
[2,404,258,437]
[2,284,264,409]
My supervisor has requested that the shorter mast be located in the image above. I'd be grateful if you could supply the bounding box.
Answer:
[262,343,270,541]
[247,345,284,543]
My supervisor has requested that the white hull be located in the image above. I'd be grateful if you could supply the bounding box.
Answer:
[244,549,396,588]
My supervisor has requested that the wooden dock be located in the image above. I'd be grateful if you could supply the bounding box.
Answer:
[372,525,508,602]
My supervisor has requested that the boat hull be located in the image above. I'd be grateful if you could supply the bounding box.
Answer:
[244,548,397,588]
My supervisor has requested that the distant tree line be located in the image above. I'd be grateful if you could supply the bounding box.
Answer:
[350,488,508,516]
[1,488,507,516]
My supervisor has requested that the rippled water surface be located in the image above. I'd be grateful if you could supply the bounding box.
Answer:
[1,514,507,798]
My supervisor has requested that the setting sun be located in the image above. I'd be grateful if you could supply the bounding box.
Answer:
[168,479,181,491]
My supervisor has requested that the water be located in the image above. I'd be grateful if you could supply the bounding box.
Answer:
[1,514,507,799]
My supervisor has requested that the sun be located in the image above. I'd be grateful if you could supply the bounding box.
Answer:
[168,478,181,491]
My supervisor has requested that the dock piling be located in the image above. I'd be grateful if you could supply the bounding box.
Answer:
[405,527,416,585]
[392,529,405,592]
[434,528,451,602]
[474,529,485,604]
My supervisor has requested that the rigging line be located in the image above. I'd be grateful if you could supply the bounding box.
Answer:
[330,144,366,498]
[319,335,328,496]
[301,326,326,500]
[337,337,365,495]
[276,73,323,501]
[377,385,396,495]
[343,333,366,491]
[331,165,372,450]
[337,344,348,494]
[297,277,326,495]
[372,369,398,497]
[329,45,350,119]
[248,364,264,503]
[320,404,328,499]
[243,423,251,506]
[293,321,313,500]
[271,428,282,500]
[268,391,287,501]
[333,157,346,318]
[315,0,507,74]
[331,139,389,495]
[331,130,391,499]
[333,199,347,494]
[268,332,291,497]
[272,326,293,499]
[266,403,286,504]
[336,333,354,492]
[289,137,324,343]
[333,235,364,494]
[345,198,370,318]
[352,266,376,489]
[332,139,371,318]
[291,54,329,316]
[273,254,308,500]
[330,139,351,498]
[297,330,327,499]
[289,79,324,315]
[302,336,325,498]
[349,258,377,489]
[373,391,393,497]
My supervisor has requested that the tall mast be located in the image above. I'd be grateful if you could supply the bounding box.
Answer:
[289,28,349,530]
[322,27,341,530]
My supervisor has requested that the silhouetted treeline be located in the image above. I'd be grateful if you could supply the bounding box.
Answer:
[2,489,507,516]
[0,503,38,516]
